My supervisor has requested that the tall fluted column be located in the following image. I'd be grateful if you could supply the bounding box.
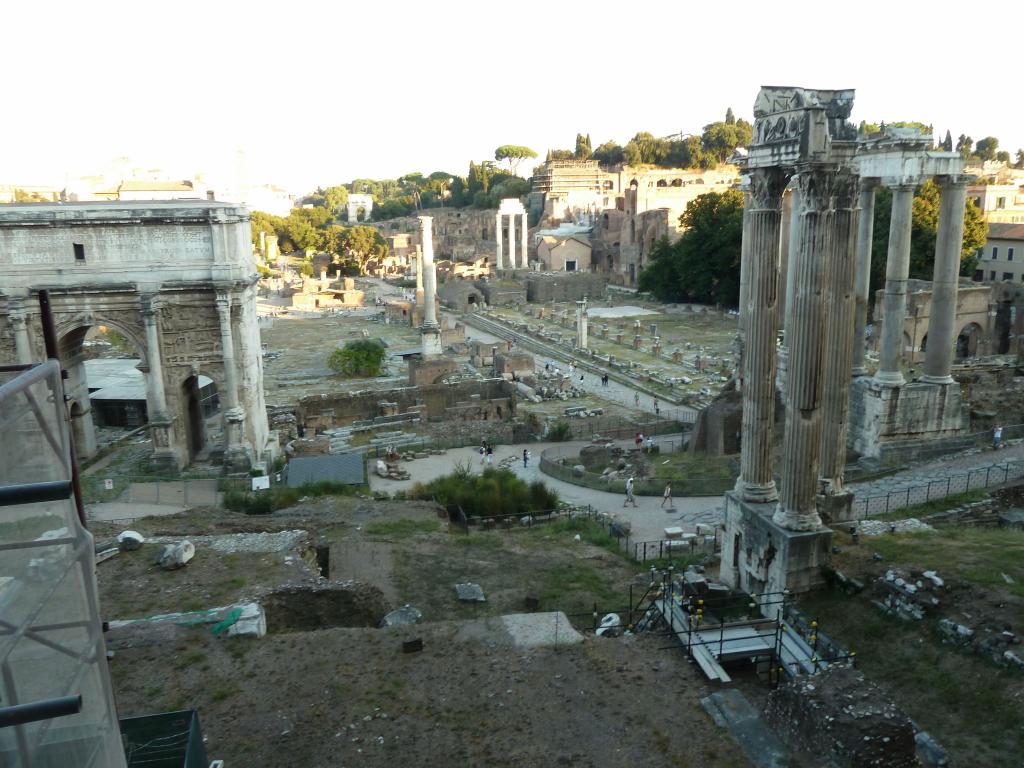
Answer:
[215,292,241,412]
[851,179,877,376]
[778,188,794,327]
[520,213,528,269]
[736,187,752,389]
[140,296,179,469]
[419,216,438,328]
[9,301,32,364]
[875,184,916,386]
[508,215,516,271]
[414,246,424,307]
[141,297,169,419]
[777,186,802,397]
[216,289,250,472]
[818,173,859,492]
[736,168,788,504]
[495,213,504,270]
[922,177,969,384]
[775,167,835,530]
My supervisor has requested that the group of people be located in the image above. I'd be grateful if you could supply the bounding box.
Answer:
[634,433,655,452]
[478,440,494,466]
[622,477,673,508]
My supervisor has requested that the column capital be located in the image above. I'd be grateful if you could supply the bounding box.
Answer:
[139,293,161,319]
[9,312,27,330]
[936,173,975,189]
[833,171,858,209]
[747,167,790,210]
[793,165,838,211]
[215,290,233,312]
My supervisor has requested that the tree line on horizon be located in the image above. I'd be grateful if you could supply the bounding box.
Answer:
[638,182,987,309]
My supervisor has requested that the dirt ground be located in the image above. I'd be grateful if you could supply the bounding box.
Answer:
[99,499,758,767]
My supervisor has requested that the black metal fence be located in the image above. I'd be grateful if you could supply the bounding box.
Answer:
[851,458,1024,520]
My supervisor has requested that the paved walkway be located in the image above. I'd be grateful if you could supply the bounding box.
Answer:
[846,440,1024,514]
[369,436,722,544]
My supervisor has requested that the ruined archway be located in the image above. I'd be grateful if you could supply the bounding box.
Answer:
[0,201,273,474]
[956,322,983,359]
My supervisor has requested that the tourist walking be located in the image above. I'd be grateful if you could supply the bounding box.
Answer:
[634,392,640,408]
[661,482,673,508]
[994,424,1004,450]
[634,432,643,449]
[624,476,638,508]
[523,448,529,468]
[646,436,654,453]
[653,398,660,416]
[486,445,494,466]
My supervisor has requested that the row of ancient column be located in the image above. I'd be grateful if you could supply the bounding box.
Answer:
[495,212,529,271]
[737,167,969,530]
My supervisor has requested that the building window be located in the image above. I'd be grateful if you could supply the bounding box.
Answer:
[73,243,85,261]
[990,271,996,280]
[997,197,1007,209]
[1004,273,1013,281]
[565,260,577,272]
[974,269,983,281]
[992,246,998,260]
[1009,248,1015,261]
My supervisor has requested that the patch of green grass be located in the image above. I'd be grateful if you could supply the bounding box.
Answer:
[868,527,1024,597]
[540,561,621,610]
[225,576,247,590]
[210,685,239,702]
[798,588,1024,768]
[519,518,629,560]
[0,513,65,542]
[363,518,439,537]
[872,489,989,521]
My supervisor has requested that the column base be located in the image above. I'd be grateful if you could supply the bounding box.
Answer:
[771,507,823,532]
[721,492,832,609]
[735,477,779,504]
[420,325,443,357]
[148,449,183,475]
[222,444,254,475]
[918,373,954,386]
[873,371,905,387]
[850,366,868,377]
[817,488,854,524]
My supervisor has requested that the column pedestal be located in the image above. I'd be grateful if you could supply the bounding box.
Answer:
[720,492,833,608]
[222,408,251,474]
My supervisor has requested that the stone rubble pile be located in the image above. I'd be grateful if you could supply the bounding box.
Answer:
[857,518,934,536]
[937,617,1024,670]
[872,567,945,621]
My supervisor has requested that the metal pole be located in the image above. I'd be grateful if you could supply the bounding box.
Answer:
[38,290,87,528]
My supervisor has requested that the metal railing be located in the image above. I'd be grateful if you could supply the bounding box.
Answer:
[851,458,1024,520]
[81,473,283,507]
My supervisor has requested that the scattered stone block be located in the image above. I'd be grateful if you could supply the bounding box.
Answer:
[454,583,486,602]
[117,530,145,551]
[155,541,195,570]
[379,605,422,628]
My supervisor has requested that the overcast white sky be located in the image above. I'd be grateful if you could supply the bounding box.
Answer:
[5,0,1023,193]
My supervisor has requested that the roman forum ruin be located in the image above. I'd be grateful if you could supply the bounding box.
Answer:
[495,197,529,271]
[724,86,977,600]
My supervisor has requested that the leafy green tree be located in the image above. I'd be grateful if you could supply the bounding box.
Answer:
[637,190,744,305]
[1016,149,1024,169]
[545,149,574,161]
[327,339,386,377]
[975,136,999,162]
[494,145,537,175]
[700,119,753,165]
[725,108,735,125]
[13,188,55,202]
[996,150,1011,164]
[956,134,973,159]
[623,132,670,166]
[323,185,349,213]
[592,140,624,166]
[337,225,387,273]
[574,133,592,159]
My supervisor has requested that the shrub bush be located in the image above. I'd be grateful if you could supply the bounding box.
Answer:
[222,480,362,515]
[548,421,573,442]
[409,467,558,518]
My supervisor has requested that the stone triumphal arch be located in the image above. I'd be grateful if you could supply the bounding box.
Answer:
[0,201,272,474]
